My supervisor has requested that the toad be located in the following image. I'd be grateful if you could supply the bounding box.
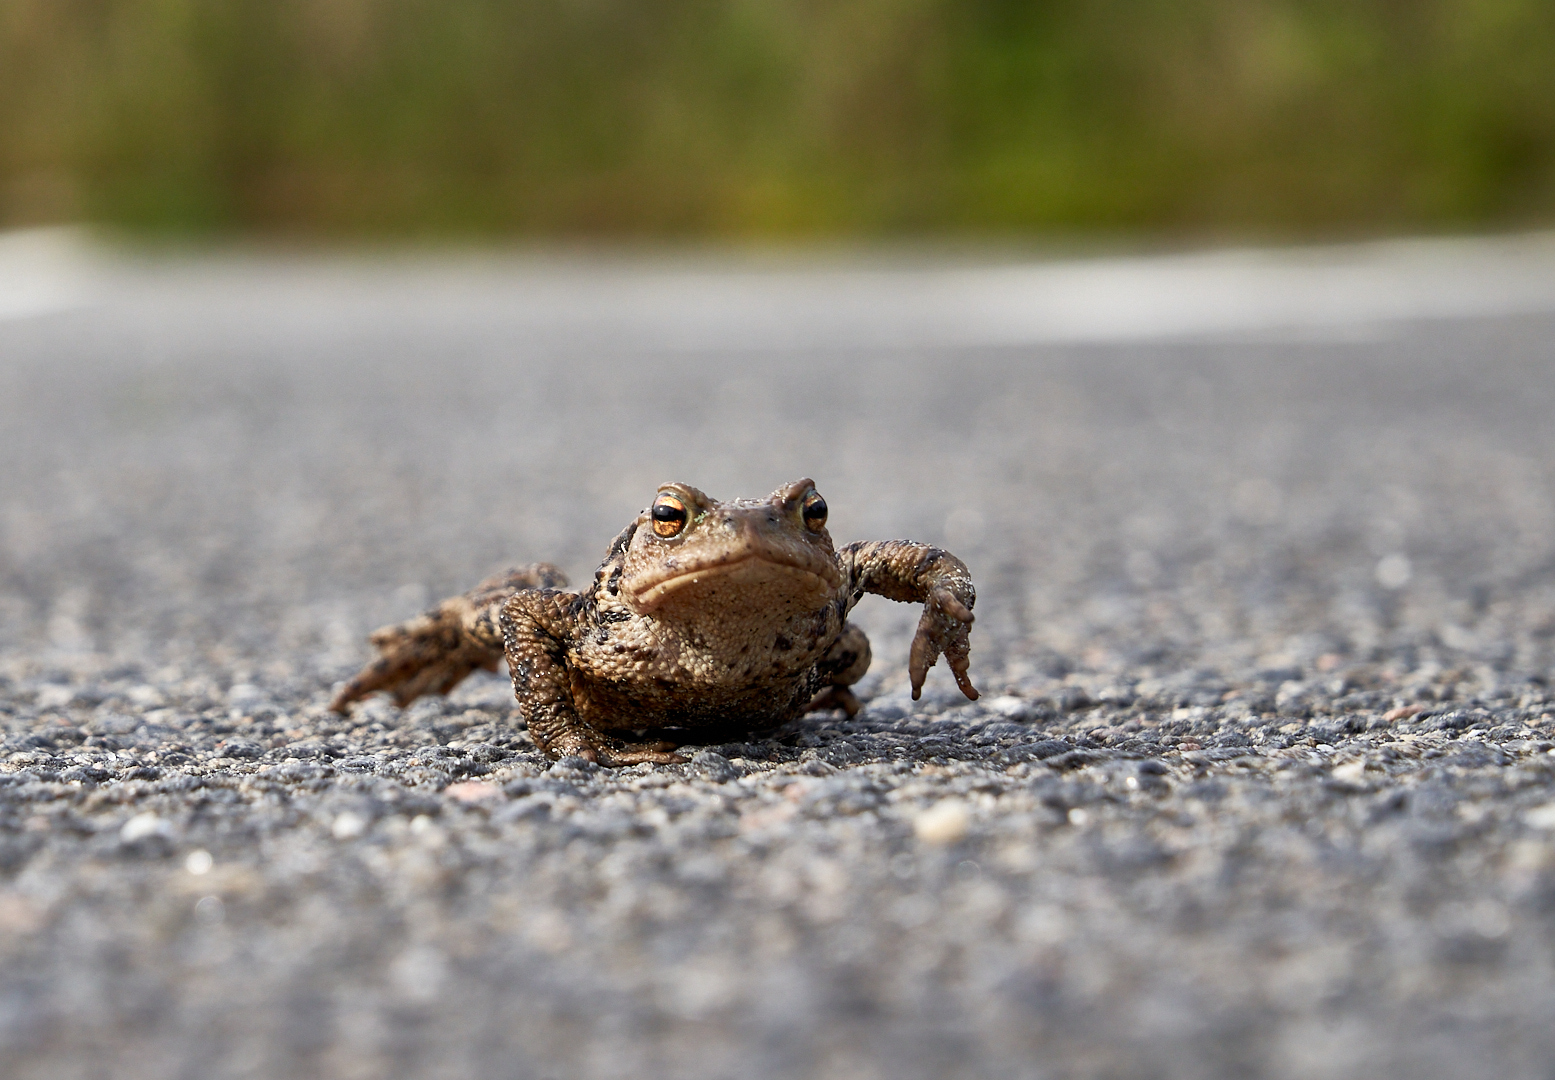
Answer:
[331,479,978,764]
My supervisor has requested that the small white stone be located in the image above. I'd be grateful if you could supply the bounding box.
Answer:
[126,685,163,707]
[1067,808,1089,827]
[987,696,1027,718]
[914,800,970,845]
[1524,803,1555,831]
[409,815,446,847]
[1332,760,1367,783]
[332,812,368,840]
[1375,553,1412,590]
[389,945,448,1004]
[35,685,74,709]
[1468,900,1510,939]
[184,849,213,875]
[119,812,168,843]
[226,683,263,707]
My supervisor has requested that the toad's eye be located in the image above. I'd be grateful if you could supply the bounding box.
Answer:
[802,490,828,531]
[651,493,690,538]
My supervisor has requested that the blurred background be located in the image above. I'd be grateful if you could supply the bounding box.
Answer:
[7,7,1555,1080]
[2,0,1555,241]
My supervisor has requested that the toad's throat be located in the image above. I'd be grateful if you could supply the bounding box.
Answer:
[627,552,838,610]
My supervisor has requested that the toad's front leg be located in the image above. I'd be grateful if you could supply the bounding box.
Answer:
[839,540,979,701]
[500,591,686,766]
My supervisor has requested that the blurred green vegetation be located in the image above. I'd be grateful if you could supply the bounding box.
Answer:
[2,0,1554,237]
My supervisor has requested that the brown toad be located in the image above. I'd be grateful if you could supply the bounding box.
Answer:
[330,479,977,764]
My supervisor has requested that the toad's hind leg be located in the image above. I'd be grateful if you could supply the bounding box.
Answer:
[329,564,568,713]
[806,622,872,717]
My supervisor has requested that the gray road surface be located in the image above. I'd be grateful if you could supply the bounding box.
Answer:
[3,235,1555,1079]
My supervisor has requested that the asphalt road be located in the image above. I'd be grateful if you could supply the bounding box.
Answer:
[3,234,1555,1079]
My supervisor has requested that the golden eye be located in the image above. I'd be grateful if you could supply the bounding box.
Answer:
[651,492,689,538]
[802,490,827,531]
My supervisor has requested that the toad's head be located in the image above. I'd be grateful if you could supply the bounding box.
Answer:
[618,478,843,617]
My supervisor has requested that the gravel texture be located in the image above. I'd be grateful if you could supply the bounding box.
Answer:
[2,248,1555,1079]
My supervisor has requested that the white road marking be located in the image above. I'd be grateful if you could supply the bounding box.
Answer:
[8,227,1555,344]
[0,227,95,322]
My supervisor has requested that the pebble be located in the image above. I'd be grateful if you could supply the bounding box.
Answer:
[1331,760,1368,783]
[1525,803,1555,831]
[119,813,170,843]
[914,800,971,844]
[331,812,368,839]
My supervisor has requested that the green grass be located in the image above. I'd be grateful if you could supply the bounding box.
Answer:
[3,0,1554,237]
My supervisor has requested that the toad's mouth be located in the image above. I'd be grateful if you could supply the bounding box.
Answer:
[626,551,840,611]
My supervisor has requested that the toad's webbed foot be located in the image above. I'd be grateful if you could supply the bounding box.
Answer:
[543,727,687,766]
[839,540,978,702]
[330,564,568,713]
[330,618,496,713]
[909,587,977,701]
[806,685,862,717]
